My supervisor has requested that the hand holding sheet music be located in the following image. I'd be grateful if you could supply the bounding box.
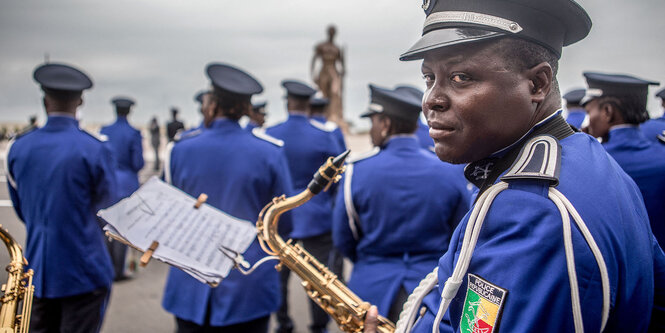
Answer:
[98,176,256,285]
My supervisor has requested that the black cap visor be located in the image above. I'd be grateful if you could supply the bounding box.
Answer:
[400,27,503,61]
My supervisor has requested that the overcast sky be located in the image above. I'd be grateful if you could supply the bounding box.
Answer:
[1,0,664,130]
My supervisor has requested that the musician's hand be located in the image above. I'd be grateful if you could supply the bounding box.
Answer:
[364,305,379,333]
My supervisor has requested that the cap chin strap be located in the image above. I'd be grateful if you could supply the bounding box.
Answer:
[396,181,610,333]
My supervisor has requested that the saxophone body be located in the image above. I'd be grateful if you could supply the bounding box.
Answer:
[0,226,34,333]
[257,151,395,333]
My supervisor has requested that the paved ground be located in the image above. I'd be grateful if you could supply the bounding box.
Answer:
[0,133,372,333]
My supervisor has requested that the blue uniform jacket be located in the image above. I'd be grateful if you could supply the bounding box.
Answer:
[333,136,469,317]
[162,118,294,326]
[413,118,665,332]
[267,114,344,239]
[311,115,347,151]
[602,126,665,247]
[416,119,435,152]
[100,117,144,198]
[6,115,117,298]
[244,121,258,132]
[641,115,665,143]
[565,108,587,129]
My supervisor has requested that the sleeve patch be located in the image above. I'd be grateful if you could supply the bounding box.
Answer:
[501,135,561,185]
[252,128,284,147]
[460,273,508,333]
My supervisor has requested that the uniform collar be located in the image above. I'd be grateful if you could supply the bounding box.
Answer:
[464,111,574,198]
[288,113,308,121]
[209,118,240,130]
[605,125,648,146]
[45,114,79,129]
[115,116,129,124]
[382,135,419,150]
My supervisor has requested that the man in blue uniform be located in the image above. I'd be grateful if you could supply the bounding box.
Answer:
[309,96,347,150]
[101,96,144,280]
[364,0,665,332]
[245,101,267,131]
[267,80,345,333]
[641,88,665,143]
[333,84,469,322]
[161,62,294,333]
[562,88,587,129]
[581,72,665,248]
[6,63,118,333]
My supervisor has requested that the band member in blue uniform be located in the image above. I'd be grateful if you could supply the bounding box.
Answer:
[100,96,144,280]
[267,80,345,333]
[333,84,469,322]
[641,88,665,143]
[161,63,294,333]
[581,72,665,247]
[309,96,347,150]
[6,63,118,333]
[245,101,267,131]
[394,85,434,152]
[562,88,587,129]
[364,0,665,332]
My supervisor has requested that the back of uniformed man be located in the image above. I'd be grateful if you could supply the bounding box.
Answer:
[363,0,665,332]
[309,96,347,150]
[393,85,435,152]
[582,72,665,248]
[641,87,665,143]
[6,63,118,333]
[562,88,587,129]
[100,96,144,280]
[333,84,469,322]
[161,63,294,333]
[267,80,344,333]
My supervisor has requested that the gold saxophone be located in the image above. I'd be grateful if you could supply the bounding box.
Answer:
[0,226,34,333]
[257,151,395,333]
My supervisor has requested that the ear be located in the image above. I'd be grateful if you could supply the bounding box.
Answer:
[77,98,83,107]
[527,62,553,104]
[601,102,620,124]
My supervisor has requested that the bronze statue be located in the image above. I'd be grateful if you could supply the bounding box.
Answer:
[311,25,346,132]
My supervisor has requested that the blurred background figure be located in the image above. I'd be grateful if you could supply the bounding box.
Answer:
[246,101,267,131]
[332,84,469,322]
[563,88,588,129]
[22,115,39,133]
[581,72,665,246]
[149,116,161,170]
[267,80,344,333]
[101,96,144,281]
[166,107,184,142]
[641,87,665,143]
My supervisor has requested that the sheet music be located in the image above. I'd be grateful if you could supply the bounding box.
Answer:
[98,176,257,284]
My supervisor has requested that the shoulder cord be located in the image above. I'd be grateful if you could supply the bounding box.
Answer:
[343,163,361,240]
[397,182,609,333]
[4,139,17,189]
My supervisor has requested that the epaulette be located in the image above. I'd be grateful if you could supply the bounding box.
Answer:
[500,135,561,185]
[174,128,202,142]
[347,147,380,164]
[252,128,284,147]
[657,130,665,144]
[309,119,336,133]
[82,128,108,142]
[13,126,37,140]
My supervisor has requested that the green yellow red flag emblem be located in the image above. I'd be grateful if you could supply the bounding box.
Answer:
[460,274,508,333]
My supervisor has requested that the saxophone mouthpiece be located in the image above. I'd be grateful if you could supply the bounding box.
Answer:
[308,150,351,195]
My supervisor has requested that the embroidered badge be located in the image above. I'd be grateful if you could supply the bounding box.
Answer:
[460,274,508,333]
[470,162,494,181]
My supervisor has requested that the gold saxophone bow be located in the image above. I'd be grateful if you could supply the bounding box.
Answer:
[0,226,34,333]
[257,151,395,333]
